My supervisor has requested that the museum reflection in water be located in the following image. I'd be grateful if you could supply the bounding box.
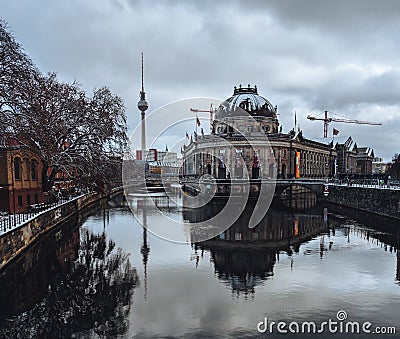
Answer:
[182,197,400,296]
[183,200,330,295]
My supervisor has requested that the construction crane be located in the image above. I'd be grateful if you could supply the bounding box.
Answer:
[307,110,382,138]
[190,103,215,133]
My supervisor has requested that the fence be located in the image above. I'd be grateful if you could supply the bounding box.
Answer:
[0,196,74,235]
[330,178,400,190]
[0,187,123,235]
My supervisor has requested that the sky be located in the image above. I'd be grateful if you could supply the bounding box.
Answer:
[2,0,400,161]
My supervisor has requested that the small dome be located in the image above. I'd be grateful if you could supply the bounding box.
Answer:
[138,99,149,111]
[216,85,277,119]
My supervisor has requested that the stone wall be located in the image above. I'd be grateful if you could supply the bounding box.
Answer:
[324,185,400,220]
[0,191,118,271]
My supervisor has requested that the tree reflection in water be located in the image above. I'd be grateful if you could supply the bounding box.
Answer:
[0,229,138,338]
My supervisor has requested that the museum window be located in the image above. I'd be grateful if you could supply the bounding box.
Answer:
[17,195,23,207]
[23,158,30,180]
[14,157,21,180]
[31,159,38,180]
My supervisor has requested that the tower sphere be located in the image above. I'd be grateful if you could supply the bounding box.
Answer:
[138,99,149,112]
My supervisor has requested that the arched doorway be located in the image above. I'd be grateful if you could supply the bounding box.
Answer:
[281,163,287,179]
[235,167,243,178]
[252,166,260,179]
[206,163,211,175]
[218,167,226,179]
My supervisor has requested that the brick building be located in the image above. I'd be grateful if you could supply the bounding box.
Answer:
[0,137,44,213]
[356,147,374,174]
[335,137,374,177]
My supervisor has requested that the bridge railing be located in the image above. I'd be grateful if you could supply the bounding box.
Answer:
[328,178,400,190]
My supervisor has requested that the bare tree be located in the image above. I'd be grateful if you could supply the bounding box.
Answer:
[0,21,128,191]
[0,20,39,129]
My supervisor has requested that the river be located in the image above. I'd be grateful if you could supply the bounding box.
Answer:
[0,192,399,338]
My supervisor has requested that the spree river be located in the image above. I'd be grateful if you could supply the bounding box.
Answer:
[0,192,400,338]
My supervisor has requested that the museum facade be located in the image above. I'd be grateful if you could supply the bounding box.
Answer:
[182,85,337,180]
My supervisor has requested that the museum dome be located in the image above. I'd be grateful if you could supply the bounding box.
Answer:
[215,85,277,119]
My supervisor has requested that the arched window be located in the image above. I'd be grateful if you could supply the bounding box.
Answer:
[23,158,30,180]
[14,157,21,180]
[281,163,287,179]
[31,159,38,180]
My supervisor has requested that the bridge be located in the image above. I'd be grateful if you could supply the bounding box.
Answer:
[124,176,400,219]
[179,177,400,217]
[181,178,327,198]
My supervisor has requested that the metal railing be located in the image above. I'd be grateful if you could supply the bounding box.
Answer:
[0,196,72,235]
[328,178,400,190]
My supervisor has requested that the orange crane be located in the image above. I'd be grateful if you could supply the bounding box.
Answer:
[190,103,215,133]
[307,110,382,138]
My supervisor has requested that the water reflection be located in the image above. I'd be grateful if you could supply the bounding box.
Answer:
[2,193,400,338]
[0,205,138,338]
[129,193,400,337]
[281,185,317,210]
[398,250,400,283]
[186,202,330,296]
[140,207,150,299]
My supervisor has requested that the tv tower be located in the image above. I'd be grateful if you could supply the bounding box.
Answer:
[137,52,148,151]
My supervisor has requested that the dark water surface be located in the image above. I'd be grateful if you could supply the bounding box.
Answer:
[1,194,400,338]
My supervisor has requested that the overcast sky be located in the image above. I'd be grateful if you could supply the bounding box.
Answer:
[2,0,400,161]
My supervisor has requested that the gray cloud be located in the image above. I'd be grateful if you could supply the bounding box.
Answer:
[1,0,399,160]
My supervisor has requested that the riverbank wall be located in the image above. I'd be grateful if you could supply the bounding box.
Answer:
[0,188,123,271]
[323,185,400,220]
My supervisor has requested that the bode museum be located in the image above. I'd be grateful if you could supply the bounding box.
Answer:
[182,85,373,180]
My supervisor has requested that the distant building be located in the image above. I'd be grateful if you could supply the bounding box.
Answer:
[335,137,374,176]
[0,137,43,213]
[372,157,390,174]
[335,137,358,176]
[136,148,179,164]
[124,148,181,184]
[356,147,374,174]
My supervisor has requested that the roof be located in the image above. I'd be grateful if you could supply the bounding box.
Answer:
[0,135,28,149]
[215,85,278,119]
[357,147,374,157]
[335,136,358,152]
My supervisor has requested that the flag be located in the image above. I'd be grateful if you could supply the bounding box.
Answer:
[201,128,204,137]
[186,132,189,140]
[196,115,201,126]
[294,111,297,126]
[295,151,301,178]
[218,155,225,168]
[253,154,260,168]
[333,128,339,136]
